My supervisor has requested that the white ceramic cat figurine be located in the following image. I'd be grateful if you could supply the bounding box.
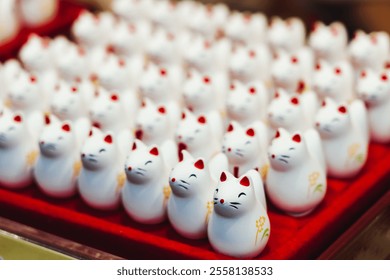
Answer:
[267,89,317,133]
[122,140,169,224]
[309,22,348,63]
[78,129,124,210]
[34,119,81,198]
[208,170,269,258]
[229,44,272,85]
[357,69,390,143]
[315,98,369,178]
[50,36,72,64]
[271,50,314,93]
[168,150,228,239]
[225,12,267,46]
[227,81,269,125]
[268,17,305,53]
[222,121,268,180]
[266,128,326,216]
[175,110,220,162]
[0,112,38,189]
[111,0,148,23]
[349,31,390,72]
[0,0,20,44]
[20,0,58,27]
[57,44,90,83]
[135,98,177,168]
[313,60,354,102]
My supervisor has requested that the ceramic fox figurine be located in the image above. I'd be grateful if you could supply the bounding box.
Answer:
[208,170,269,258]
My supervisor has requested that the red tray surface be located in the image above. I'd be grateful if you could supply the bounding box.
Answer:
[0,143,389,260]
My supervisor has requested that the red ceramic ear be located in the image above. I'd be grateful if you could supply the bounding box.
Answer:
[106,45,115,54]
[240,176,250,187]
[203,76,211,84]
[45,115,51,125]
[62,124,71,132]
[291,56,298,64]
[275,130,280,138]
[150,147,159,156]
[89,130,93,137]
[249,50,256,58]
[14,115,22,123]
[230,84,235,90]
[322,100,326,107]
[104,135,113,144]
[330,26,338,36]
[181,112,186,119]
[118,59,126,67]
[274,91,280,98]
[160,69,167,76]
[78,47,85,56]
[194,159,204,169]
[111,94,119,101]
[71,87,78,93]
[204,41,211,49]
[30,76,37,83]
[360,71,367,78]
[220,172,227,182]
[128,24,136,33]
[249,87,256,95]
[246,128,255,137]
[292,134,301,143]
[291,97,299,105]
[198,116,206,124]
[132,142,137,150]
[338,106,347,114]
[371,35,377,44]
[296,80,305,93]
[311,22,319,32]
[227,123,234,132]
[158,106,166,114]
[381,74,388,81]
[334,68,342,75]
[315,63,321,71]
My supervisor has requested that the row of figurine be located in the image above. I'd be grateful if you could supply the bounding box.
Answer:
[0,0,59,44]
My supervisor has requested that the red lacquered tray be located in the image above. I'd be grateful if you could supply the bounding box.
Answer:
[0,142,389,260]
[0,0,84,61]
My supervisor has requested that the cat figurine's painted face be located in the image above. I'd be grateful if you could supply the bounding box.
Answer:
[225,12,266,45]
[222,121,260,166]
[98,54,130,91]
[315,98,351,138]
[268,90,303,130]
[183,72,215,113]
[227,82,262,123]
[51,84,85,121]
[8,73,42,112]
[169,150,208,198]
[146,29,177,66]
[229,47,259,82]
[268,128,307,171]
[313,60,349,100]
[139,64,173,103]
[268,17,305,52]
[19,34,52,72]
[0,112,27,148]
[72,11,103,48]
[81,129,116,171]
[135,99,170,144]
[39,119,75,158]
[213,171,257,217]
[89,92,123,132]
[357,70,390,106]
[175,111,210,159]
[110,21,140,57]
[271,52,302,91]
[349,31,381,69]
[125,140,164,184]
[309,22,347,61]
[57,44,88,82]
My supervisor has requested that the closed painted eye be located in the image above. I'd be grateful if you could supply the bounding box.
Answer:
[145,160,152,165]
[238,192,246,198]
[289,147,295,150]
[189,174,197,178]
[99,148,106,153]
[245,140,251,145]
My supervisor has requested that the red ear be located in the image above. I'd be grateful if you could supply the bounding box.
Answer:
[104,135,113,144]
[128,24,136,33]
[111,94,119,101]
[315,63,321,71]
[62,124,71,132]
[160,69,167,76]
[204,41,211,49]
[203,76,211,84]
[14,115,22,123]
[274,91,280,98]
[45,115,51,125]
[291,56,298,64]
[371,35,377,44]
[291,97,299,105]
[181,112,186,119]
[296,80,305,93]
[132,142,137,150]
[220,172,227,182]
[198,116,206,124]
[30,76,37,83]
[275,130,280,138]
[194,159,204,169]
[292,134,301,143]
[78,47,85,56]
[158,106,166,114]
[330,26,338,36]
[248,50,256,58]
[322,100,326,107]
[71,86,78,93]
[227,123,234,132]
[89,130,93,137]
[230,84,235,90]
[240,176,250,187]
[150,147,159,156]
[246,128,255,137]
[334,67,342,75]
[338,106,347,114]
[360,71,367,78]
[249,87,256,95]
[118,59,126,67]
[381,74,388,81]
